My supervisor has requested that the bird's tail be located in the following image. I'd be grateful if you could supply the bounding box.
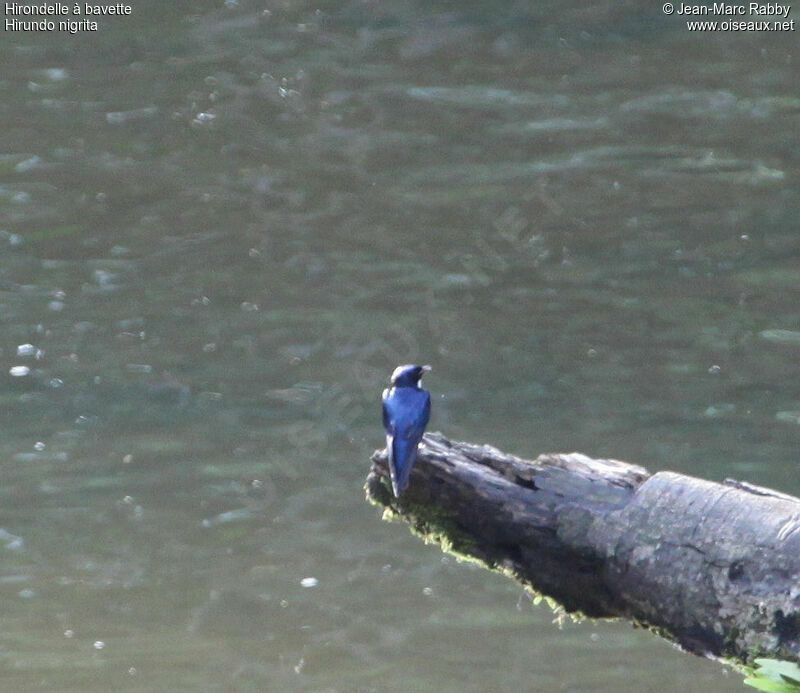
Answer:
[388,435,416,497]
[386,435,401,497]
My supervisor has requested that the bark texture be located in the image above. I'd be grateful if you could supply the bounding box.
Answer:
[365,432,800,665]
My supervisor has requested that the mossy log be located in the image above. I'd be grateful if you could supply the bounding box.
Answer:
[365,432,800,665]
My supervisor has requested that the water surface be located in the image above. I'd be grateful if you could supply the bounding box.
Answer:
[1,1,798,691]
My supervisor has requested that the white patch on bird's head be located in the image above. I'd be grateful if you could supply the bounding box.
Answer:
[390,364,432,388]
[390,364,414,384]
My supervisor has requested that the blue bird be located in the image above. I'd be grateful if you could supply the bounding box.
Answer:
[382,364,431,497]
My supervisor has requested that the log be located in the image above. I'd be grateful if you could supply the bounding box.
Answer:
[364,432,800,665]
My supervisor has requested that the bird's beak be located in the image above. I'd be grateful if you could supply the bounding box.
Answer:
[421,365,432,372]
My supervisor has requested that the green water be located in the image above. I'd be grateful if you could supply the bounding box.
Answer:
[1,1,797,690]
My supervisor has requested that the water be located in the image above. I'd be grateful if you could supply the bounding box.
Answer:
[1,1,798,690]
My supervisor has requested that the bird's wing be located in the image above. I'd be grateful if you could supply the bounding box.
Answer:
[388,389,431,496]
[421,389,431,430]
[399,389,430,439]
[382,389,401,494]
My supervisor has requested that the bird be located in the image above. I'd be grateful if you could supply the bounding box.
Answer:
[382,364,431,498]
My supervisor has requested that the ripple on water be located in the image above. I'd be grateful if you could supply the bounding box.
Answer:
[759,329,800,345]
[621,89,800,119]
[0,529,25,550]
[405,86,570,109]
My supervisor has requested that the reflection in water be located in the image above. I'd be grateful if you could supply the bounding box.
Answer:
[0,1,797,690]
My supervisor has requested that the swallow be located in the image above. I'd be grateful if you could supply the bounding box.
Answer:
[382,364,432,497]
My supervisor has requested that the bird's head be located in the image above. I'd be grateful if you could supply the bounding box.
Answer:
[389,364,431,388]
